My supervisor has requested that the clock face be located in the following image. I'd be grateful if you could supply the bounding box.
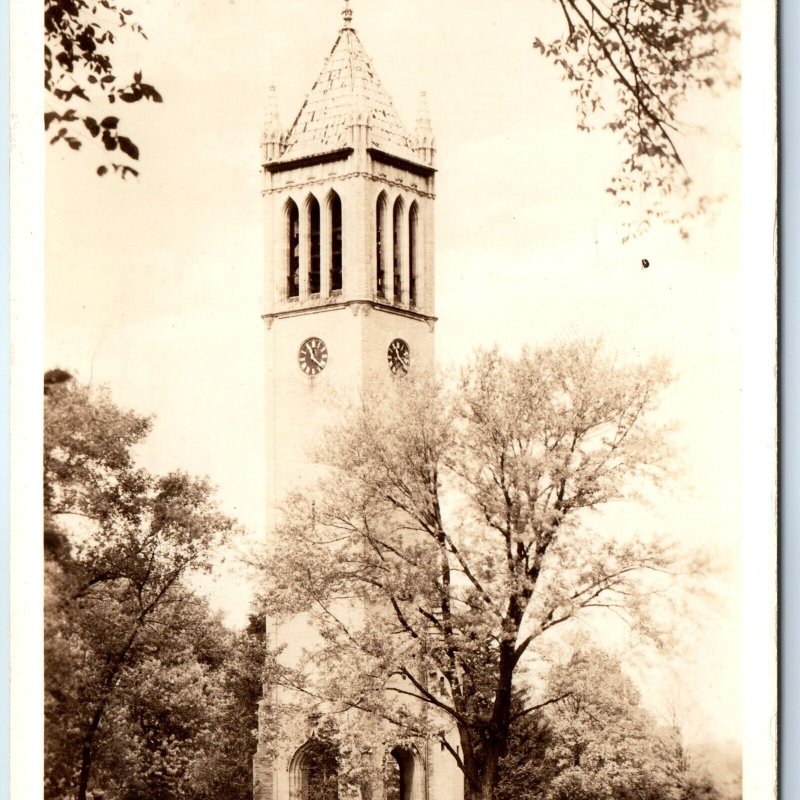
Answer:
[387,338,410,375]
[298,337,328,375]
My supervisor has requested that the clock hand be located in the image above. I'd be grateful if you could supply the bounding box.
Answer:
[308,349,324,369]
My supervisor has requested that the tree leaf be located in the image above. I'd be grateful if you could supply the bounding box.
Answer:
[101,129,118,151]
[118,87,142,103]
[83,116,100,136]
[117,135,139,160]
[140,83,163,103]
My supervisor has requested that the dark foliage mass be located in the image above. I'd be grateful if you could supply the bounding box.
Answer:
[44,373,262,800]
[45,0,163,177]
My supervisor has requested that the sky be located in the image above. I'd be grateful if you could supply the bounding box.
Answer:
[45,0,744,748]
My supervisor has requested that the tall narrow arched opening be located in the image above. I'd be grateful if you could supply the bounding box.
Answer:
[408,202,419,308]
[376,192,387,298]
[290,739,339,800]
[392,197,404,303]
[307,195,321,296]
[286,199,300,299]
[384,746,421,800]
[329,191,343,293]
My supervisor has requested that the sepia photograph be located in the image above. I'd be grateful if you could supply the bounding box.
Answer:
[12,0,777,797]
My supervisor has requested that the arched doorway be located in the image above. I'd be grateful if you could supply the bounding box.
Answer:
[290,739,339,800]
[384,746,421,800]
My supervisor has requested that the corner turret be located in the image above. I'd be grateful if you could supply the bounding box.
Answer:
[261,85,284,162]
[413,91,436,166]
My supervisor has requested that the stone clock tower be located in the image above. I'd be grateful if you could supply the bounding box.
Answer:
[254,6,462,800]
[260,3,436,533]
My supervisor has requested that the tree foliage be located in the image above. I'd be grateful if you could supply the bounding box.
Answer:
[189,614,270,800]
[45,0,163,178]
[44,373,260,800]
[541,648,677,800]
[497,645,729,800]
[260,342,690,800]
[534,0,737,237]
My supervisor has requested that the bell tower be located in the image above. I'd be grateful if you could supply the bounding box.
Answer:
[255,6,461,800]
[261,2,437,536]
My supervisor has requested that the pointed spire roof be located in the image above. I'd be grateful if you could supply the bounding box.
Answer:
[281,10,415,162]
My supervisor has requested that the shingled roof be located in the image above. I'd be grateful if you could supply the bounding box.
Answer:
[281,22,415,162]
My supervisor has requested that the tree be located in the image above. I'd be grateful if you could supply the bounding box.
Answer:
[45,0,163,178]
[185,614,269,800]
[44,374,242,800]
[538,646,678,800]
[260,341,689,800]
[533,0,737,237]
[495,645,728,800]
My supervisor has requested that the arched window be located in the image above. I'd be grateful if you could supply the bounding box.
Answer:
[290,740,339,800]
[393,197,403,303]
[308,195,321,296]
[408,202,418,308]
[286,200,300,299]
[330,191,343,293]
[376,193,387,298]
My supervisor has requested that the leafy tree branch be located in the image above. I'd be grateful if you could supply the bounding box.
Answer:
[534,0,737,238]
[45,0,163,177]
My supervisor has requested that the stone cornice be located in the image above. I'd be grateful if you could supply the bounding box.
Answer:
[261,171,435,199]
[262,299,437,329]
[264,147,354,173]
[367,147,436,178]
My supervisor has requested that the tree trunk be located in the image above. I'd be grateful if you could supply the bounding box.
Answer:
[75,614,146,800]
[458,727,502,800]
[76,704,104,800]
[478,762,499,800]
[463,763,500,800]
[459,640,516,800]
